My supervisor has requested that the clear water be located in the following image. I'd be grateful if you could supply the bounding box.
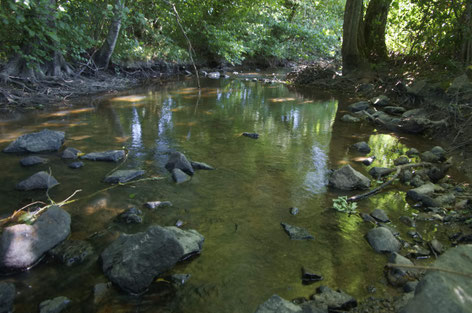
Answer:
[0,76,462,312]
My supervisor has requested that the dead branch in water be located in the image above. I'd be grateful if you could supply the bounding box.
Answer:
[387,263,472,279]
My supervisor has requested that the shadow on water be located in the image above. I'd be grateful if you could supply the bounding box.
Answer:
[0,76,465,312]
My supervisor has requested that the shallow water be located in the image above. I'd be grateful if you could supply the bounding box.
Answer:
[0,75,464,312]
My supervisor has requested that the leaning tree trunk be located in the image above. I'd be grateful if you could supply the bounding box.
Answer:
[461,0,472,64]
[364,0,393,61]
[95,0,126,69]
[342,0,368,75]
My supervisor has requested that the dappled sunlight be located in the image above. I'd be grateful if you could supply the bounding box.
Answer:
[368,134,409,168]
[69,135,92,141]
[112,102,146,109]
[110,95,146,102]
[269,97,297,103]
[175,121,197,127]
[39,108,94,118]
[454,286,472,304]
[114,136,130,143]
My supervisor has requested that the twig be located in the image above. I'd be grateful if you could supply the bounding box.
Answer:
[0,201,46,227]
[387,263,472,279]
[348,162,433,202]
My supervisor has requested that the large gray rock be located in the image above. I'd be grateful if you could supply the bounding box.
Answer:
[370,209,390,223]
[104,170,145,184]
[0,206,71,271]
[16,171,59,191]
[352,141,371,154]
[254,295,302,313]
[20,156,48,167]
[348,101,370,113]
[281,223,314,240]
[39,296,70,313]
[101,225,204,294]
[366,227,401,253]
[401,245,472,313]
[406,183,442,206]
[3,129,65,153]
[310,286,357,311]
[166,152,194,175]
[329,165,370,190]
[81,150,125,162]
[0,282,15,313]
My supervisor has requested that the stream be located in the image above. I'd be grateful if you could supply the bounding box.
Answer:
[0,73,464,312]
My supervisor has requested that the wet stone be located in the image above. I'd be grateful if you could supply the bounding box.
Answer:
[399,216,415,227]
[348,101,370,113]
[166,152,194,176]
[329,164,370,190]
[370,209,390,223]
[406,148,420,157]
[394,156,409,166]
[68,161,84,169]
[81,150,125,162]
[255,295,302,313]
[145,201,172,210]
[360,213,377,223]
[383,106,406,115]
[20,156,48,167]
[172,168,191,184]
[341,114,360,123]
[302,267,323,285]
[175,219,184,227]
[281,223,314,240]
[190,161,215,170]
[39,296,70,313]
[371,95,390,107]
[242,132,259,139]
[430,146,446,161]
[0,282,15,313]
[61,147,81,159]
[366,227,401,253]
[170,274,191,286]
[352,141,371,154]
[362,156,376,166]
[420,151,441,163]
[369,167,393,178]
[429,239,444,254]
[16,171,59,191]
[104,169,145,184]
[403,281,418,293]
[386,253,416,287]
[93,282,112,305]
[116,207,143,224]
[310,285,357,311]
[49,240,93,266]
[3,129,65,153]
[290,207,299,215]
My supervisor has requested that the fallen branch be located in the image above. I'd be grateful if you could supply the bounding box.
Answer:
[348,162,433,202]
[0,201,46,227]
[387,263,472,279]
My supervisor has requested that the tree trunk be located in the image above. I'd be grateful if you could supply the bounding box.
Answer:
[461,0,472,64]
[364,0,393,61]
[342,0,368,75]
[95,0,126,69]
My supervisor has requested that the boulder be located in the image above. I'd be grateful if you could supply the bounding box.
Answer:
[281,223,314,240]
[366,227,401,253]
[104,170,145,184]
[368,167,394,178]
[254,295,302,313]
[329,165,370,190]
[3,129,65,153]
[20,156,48,167]
[190,161,215,170]
[401,245,472,313]
[49,240,93,266]
[61,147,81,159]
[39,296,70,313]
[16,171,59,191]
[371,95,390,107]
[172,168,191,184]
[352,141,371,154]
[370,209,390,223]
[165,152,194,175]
[406,183,442,205]
[0,206,71,271]
[81,150,125,162]
[310,286,357,311]
[101,225,204,294]
[348,101,370,113]
[341,114,360,123]
[0,282,15,313]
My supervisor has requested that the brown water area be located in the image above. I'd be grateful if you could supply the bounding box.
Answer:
[0,75,464,312]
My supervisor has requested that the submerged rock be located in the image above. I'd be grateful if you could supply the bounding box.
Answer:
[386,253,417,287]
[401,245,472,313]
[190,161,215,170]
[406,183,442,206]
[104,170,145,184]
[302,267,323,285]
[61,147,81,159]
[49,240,93,266]
[116,207,143,224]
[101,225,204,294]
[145,201,172,210]
[290,207,299,216]
[341,114,361,123]
[68,161,84,169]
[242,132,259,139]
[352,141,371,154]
[310,286,357,311]
[3,129,65,153]
[172,168,191,184]
[165,152,194,176]
[81,150,125,162]
[329,165,370,190]
[39,296,70,313]
[16,171,59,191]
[254,295,302,313]
[281,223,314,240]
[348,101,370,113]
[366,227,401,253]
[370,209,390,223]
[0,206,71,271]
[20,156,48,167]
[170,273,191,286]
[0,282,15,313]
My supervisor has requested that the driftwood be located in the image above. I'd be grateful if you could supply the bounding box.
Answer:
[348,162,433,202]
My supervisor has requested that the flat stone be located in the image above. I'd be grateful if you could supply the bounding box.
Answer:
[368,167,394,178]
[165,152,194,175]
[366,227,401,253]
[302,267,323,285]
[145,201,172,210]
[281,223,314,240]
[49,240,93,266]
[341,114,360,123]
[0,282,15,313]
[68,161,83,169]
[61,147,81,159]
[360,213,376,223]
[370,209,390,223]
[386,253,416,287]
[352,141,371,154]
[190,161,215,170]
[3,129,65,153]
[101,226,204,294]
[348,101,370,113]
[16,171,59,191]
[172,168,191,184]
[20,156,48,166]
[104,170,145,184]
[329,165,370,190]
[81,150,125,162]
[401,245,472,313]
[406,183,442,206]
[254,295,302,313]
[39,296,70,313]
[383,106,406,115]
[0,206,71,271]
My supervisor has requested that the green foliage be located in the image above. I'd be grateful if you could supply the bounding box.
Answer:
[332,196,358,215]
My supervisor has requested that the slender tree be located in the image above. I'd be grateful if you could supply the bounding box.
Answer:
[363,0,393,60]
[341,0,367,75]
